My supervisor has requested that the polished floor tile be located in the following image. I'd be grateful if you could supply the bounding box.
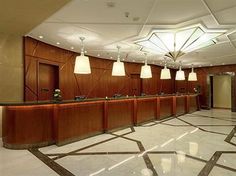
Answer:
[1,109,236,176]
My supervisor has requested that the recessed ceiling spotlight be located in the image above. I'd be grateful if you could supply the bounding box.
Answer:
[97,54,100,57]
[133,17,140,22]
[38,35,43,39]
[110,56,113,59]
[71,46,74,50]
[122,58,125,61]
[84,50,87,54]
[132,60,135,62]
[106,2,115,8]
[56,42,60,45]
[125,12,130,18]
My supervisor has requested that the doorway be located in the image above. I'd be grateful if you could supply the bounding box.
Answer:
[38,63,59,101]
[209,74,232,109]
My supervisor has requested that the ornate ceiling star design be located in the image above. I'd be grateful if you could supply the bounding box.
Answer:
[135,24,226,61]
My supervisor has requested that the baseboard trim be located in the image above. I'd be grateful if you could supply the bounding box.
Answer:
[213,107,231,110]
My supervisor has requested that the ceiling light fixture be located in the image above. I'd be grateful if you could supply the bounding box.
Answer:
[39,35,43,39]
[74,37,91,74]
[188,65,197,81]
[56,42,60,45]
[112,46,125,76]
[140,53,152,79]
[135,24,225,61]
[176,62,185,81]
[160,58,171,79]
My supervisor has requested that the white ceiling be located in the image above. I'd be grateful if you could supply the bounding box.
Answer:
[28,0,236,68]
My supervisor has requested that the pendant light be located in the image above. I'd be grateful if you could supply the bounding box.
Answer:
[140,53,152,79]
[160,58,171,79]
[175,62,185,80]
[188,65,197,81]
[74,37,91,74]
[112,46,125,76]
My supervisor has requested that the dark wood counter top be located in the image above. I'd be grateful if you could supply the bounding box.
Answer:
[0,93,196,106]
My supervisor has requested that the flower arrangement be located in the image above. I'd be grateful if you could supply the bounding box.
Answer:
[53,89,62,101]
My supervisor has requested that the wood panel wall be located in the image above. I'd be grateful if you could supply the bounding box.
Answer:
[24,37,175,101]
[24,37,236,107]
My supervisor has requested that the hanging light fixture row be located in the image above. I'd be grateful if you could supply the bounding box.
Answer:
[73,38,197,81]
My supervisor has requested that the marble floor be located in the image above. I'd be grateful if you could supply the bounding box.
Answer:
[1,109,236,176]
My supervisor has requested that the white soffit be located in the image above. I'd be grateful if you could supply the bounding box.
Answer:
[0,0,71,35]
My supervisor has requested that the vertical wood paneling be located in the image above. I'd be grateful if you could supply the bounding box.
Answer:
[24,37,175,100]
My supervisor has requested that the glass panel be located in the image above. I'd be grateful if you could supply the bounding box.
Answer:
[184,33,220,52]
[182,27,204,50]
[137,40,166,54]
[156,32,175,52]
[149,34,169,52]
[183,40,215,53]
[175,28,195,51]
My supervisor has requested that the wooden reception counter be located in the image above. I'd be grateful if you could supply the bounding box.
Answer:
[1,94,199,149]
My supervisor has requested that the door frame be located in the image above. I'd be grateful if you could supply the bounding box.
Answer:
[37,60,60,101]
[206,72,235,111]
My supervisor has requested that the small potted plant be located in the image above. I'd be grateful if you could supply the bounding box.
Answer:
[53,89,62,101]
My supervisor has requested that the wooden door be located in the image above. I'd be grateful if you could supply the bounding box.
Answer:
[130,74,141,96]
[38,63,59,100]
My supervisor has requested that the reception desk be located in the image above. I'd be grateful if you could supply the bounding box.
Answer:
[1,94,199,149]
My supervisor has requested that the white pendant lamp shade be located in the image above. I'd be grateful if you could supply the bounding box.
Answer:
[140,54,152,79]
[188,67,197,81]
[175,66,185,80]
[112,46,125,76]
[141,64,152,78]
[74,37,91,74]
[160,65,171,79]
[74,54,91,74]
[112,60,125,76]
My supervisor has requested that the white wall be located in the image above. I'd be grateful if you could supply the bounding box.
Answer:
[0,34,24,137]
[213,75,231,109]
[0,34,24,101]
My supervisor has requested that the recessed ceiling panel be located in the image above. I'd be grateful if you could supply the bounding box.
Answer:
[193,42,236,59]
[214,6,236,24]
[228,32,236,40]
[205,0,236,13]
[147,0,209,24]
[46,0,154,23]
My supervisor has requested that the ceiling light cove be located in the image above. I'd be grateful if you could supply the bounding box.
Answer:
[135,24,226,61]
